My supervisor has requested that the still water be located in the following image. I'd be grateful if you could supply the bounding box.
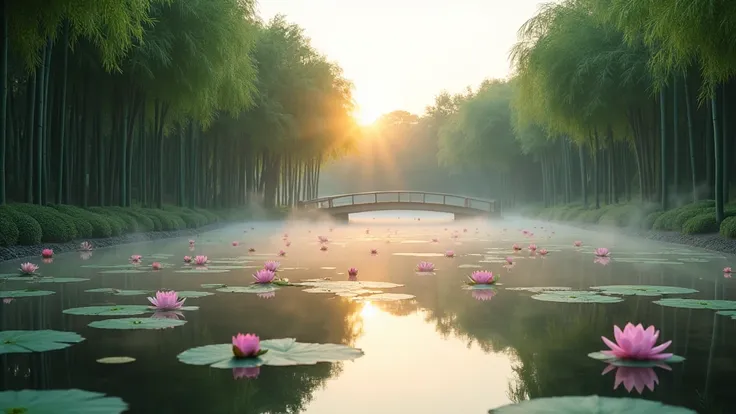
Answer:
[1,211,735,413]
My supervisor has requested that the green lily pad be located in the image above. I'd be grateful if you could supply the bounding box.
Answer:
[0,290,56,298]
[99,270,146,274]
[351,293,415,302]
[458,264,482,268]
[201,265,248,270]
[84,288,151,296]
[716,310,736,320]
[0,330,85,354]
[89,318,187,330]
[491,395,695,413]
[81,264,137,269]
[63,305,152,316]
[653,298,736,310]
[174,269,231,274]
[96,356,136,364]
[175,291,213,298]
[334,289,383,297]
[177,338,364,368]
[591,285,698,296]
[531,292,624,304]
[33,277,90,284]
[296,280,403,290]
[150,253,174,259]
[201,283,227,289]
[506,287,572,293]
[587,351,685,367]
[216,285,279,294]
[207,260,251,265]
[0,389,128,414]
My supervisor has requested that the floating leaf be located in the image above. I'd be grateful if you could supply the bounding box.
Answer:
[0,330,84,354]
[202,265,248,270]
[89,318,187,330]
[201,283,227,289]
[63,305,152,316]
[208,260,251,265]
[174,269,230,274]
[99,270,146,274]
[33,277,90,284]
[0,290,55,298]
[81,264,137,269]
[506,287,572,293]
[491,395,695,413]
[84,288,151,296]
[352,293,415,302]
[716,310,736,320]
[591,285,698,296]
[216,285,278,294]
[177,338,364,368]
[150,254,174,259]
[458,264,481,268]
[0,389,128,414]
[296,280,403,290]
[587,351,685,367]
[175,291,213,298]
[654,298,736,310]
[97,356,136,364]
[532,292,623,304]
[335,289,383,297]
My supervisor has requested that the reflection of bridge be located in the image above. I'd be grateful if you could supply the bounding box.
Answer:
[297,191,499,221]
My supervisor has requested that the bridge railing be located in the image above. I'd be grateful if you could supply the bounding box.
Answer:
[298,191,496,213]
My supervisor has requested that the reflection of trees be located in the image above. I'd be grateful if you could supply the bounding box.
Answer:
[371,299,420,317]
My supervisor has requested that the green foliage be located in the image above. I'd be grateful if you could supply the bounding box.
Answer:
[0,206,43,245]
[641,211,664,230]
[11,204,77,243]
[681,212,720,234]
[138,208,185,231]
[597,205,646,227]
[720,216,736,239]
[107,207,155,232]
[48,204,95,238]
[89,207,138,234]
[0,214,20,247]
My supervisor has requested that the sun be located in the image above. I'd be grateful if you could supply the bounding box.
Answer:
[353,105,382,126]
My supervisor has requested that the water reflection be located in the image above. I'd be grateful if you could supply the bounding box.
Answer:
[602,364,669,394]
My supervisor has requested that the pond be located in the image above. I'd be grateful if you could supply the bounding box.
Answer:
[0,211,734,413]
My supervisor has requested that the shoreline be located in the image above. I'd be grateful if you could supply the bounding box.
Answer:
[0,222,232,263]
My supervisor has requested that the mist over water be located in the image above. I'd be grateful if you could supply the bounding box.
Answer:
[1,211,734,413]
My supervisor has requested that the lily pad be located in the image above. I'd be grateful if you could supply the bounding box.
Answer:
[0,330,85,354]
[716,310,736,320]
[81,264,137,269]
[216,285,279,294]
[0,389,128,414]
[296,280,403,290]
[84,288,151,296]
[591,285,698,296]
[34,277,90,283]
[0,290,56,298]
[202,265,248,270]
[89,317,187,330]
[654,298,736,310]
[491,395,695,413]
[174,269,231,274]
[99,269,146,274]
[175,291,214,298]
[532,292,624,304]
[201,283,227,289]
[150,253,174,259]
[96,356,136,364]
[63,305,152,316]
[177,338,364,368]
[587,351,685,367]
[352,293,415,302]
[458,264,481,268]
[506,287,572,293]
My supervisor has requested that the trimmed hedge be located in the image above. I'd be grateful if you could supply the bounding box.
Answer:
[721,216,736,239]
[49,204,96,238]
[0,206,43,245]
[0,213,20,247]
[11,204,77,243]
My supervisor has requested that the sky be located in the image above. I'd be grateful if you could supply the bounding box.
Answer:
[258,0,545,124]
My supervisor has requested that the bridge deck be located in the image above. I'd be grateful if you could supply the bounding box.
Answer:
[298,191,497,216]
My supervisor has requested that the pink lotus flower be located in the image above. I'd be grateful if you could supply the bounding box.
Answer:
[318,236,329,243]
[320,245,328,251]
[41,248,53,258]
[278,250,286,256]
[151,262,162,270]
[472,289,496,301]
[469,270,495,284]
[147,290,186,310]
[574,241,583,247]
[528,244,537,252]
[724,267,732,274]
[194,255,208,265]
[233,367,260,379]
[416,261,435,272]
[285,241,291,247]
[539,249,548,256]
[263,261,280,272]
[130,255,142,263]
[248,248,256,252]
[602,365,664,394]
[370,248,378,255]
[80,252,93,260]
[505,256,514,265]
[512,244,521,251]
[232,333,264,358]
[79,241,93,251]
[257,292,276,299]
[183,256,192,263]
[600,323,673,361]
[19,262,39,275]
[595,257,611,266]
[595,248,610,257]
[232,241,239,246]
[253,269,276,284]
[348,267,358,277]
[445,250,455,258]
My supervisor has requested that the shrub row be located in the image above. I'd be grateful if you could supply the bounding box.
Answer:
[0,203,229,247]
[521,201,736,236]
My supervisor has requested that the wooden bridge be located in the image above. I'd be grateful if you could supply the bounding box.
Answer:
[297,191,499,221]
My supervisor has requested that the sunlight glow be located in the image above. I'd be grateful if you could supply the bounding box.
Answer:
[360,301,378,319]
[353,106,382,126]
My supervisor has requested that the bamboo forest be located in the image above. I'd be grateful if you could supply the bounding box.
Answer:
[0,1,735,414]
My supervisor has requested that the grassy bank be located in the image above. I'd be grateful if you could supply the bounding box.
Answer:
[0,203,288,248]
[520,200,736,239]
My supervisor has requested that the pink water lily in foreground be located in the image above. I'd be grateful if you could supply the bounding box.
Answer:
[232,333,265,358]
[193,255,208,265]
[528,244,537,252]
[348,267,358,277]
[445,250,455,258]
[130,255,142,263]
[148,290,186,310]
[263,261,280,272]
[278,250,286,256]
[574,241,583,247]
[183,256,192,263]
[595,248,610,257]
[601,323,673,361]
[469,270,495,285]
[539,249,548,256]
[505,256,514,265]
[602,365,666,394]
[41,248,54,258]
[724,267,732,274]
[416,261,435,272]
[19,262,38,275]
[253,269,276,284]
[233,367,260,380]
[151,262,162,270]
[79,241,93,251]
[472,289,496,301]
[512,244,522,251]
